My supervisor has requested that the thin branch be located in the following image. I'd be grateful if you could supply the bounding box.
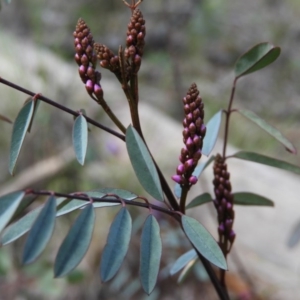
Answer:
[27,189,176,217]
[222,77,237,157]
[0,77,125,141]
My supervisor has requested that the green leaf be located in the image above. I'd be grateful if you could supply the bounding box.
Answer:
[177,257,198,284]
[22,196,56,264]
[233,192,274,206]
[0,114,13,124]
[234,42,281,78]
[170,249,197,276]
[140,215,162,295]
[182,215,227,270]
[72,115,88,165]
[202,111,222,156]
[231,151,300,175]
[287,220,300,248]
[0,191,24,234]
[56,199,87,216]
[186,193,212,210]
[126,126,163,201]
[54,204,95,277]
[100,207,132,282]
[2,198,65,245]
[9,100,34,175]
[238,109,296,154]
[27,99,40,133]
[1,206,42,246]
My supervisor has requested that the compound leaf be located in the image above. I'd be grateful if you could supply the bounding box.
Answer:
[54,203,95,277]
[140,215,162,295]
[100,207,132,282]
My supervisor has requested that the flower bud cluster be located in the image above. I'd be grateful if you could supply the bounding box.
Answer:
[74,18,103,100]
[124,8,146,74]
[213,154,236,254]
[172,83,206,187]
[94,43,121,79]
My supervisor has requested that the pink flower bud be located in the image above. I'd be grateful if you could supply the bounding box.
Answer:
[94,84,103,99]
[176,164,185,175]
[171,175,183,184]
[189,176,198,185]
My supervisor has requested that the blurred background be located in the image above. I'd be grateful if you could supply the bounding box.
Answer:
[0,0,299,299]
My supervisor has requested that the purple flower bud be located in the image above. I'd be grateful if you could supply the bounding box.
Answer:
[193,150,202,161]
[176,164,185,175]
[184,159,194,171]
[186,137,194,150]
[189,123,196,135]
[225,219,233,232]
[182,128,189,139]
[79,65,86,79]
[74,53,81,65]
[171,175,183,184]
[184,104,190,114]
[218,223,225,234]
[229,230,236,243]
[226,202,232,211]
[193,108,200,119]
[75,44,83,54]
[100,60,109,68]
[186,113,193,123]
[81,54,89,66]
[94,84,103,99]
[189,175,198,185]
[85,80,94,94]
[200,124,206,136]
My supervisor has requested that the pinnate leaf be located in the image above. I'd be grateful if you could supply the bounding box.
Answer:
[186,193,212,209]
[202,111,222,156]
[238,109,296,154]
[22,196,56,264]
[72,114,88,165]
[231,151,300,175]
[126,126,163,201]
[54,204,95,277]
[9,100,34,175]
[0,191,24,234]
[170,249,197,276]
[234,42,281,78]
[182,215,227,270]
[100,207,132,282]
[140,215,162,295]
[233,192,274,206]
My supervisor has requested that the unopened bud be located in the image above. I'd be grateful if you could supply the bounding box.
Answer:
[189,176,198,185]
